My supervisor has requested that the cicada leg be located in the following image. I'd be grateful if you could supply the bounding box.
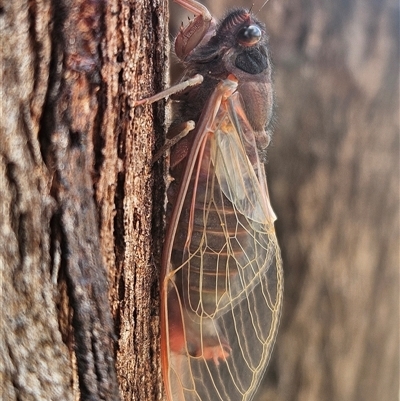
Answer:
[133,74,203,107]
[173,0,215,60]
[167,287,232,365]
[152,120,195,164]
[173,0,212,19]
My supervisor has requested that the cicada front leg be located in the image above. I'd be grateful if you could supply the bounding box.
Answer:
[173,0,215,60]
[133,74,203,107]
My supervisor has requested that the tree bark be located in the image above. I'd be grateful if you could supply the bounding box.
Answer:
[1,0,167,400]
[98,0,167,400]
[1,1,75,399]
[264,2,399,400]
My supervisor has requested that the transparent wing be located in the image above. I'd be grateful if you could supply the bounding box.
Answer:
[212,93,277,224]
[163,79,283,401]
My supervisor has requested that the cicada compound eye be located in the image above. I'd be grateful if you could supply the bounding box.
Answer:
[237,25,262,46]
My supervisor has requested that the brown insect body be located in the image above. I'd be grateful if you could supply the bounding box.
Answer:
[161,3,283,401]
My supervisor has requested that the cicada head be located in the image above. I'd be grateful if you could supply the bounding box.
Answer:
[183,9,270,76]
[179,8,274,145]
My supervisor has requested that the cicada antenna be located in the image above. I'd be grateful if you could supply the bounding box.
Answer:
[256,0,272,14]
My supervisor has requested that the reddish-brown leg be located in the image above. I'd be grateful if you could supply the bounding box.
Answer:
[173,0,216,60]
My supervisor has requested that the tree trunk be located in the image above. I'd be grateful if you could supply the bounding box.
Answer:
[264,2,399,400]
[1,0,167,400]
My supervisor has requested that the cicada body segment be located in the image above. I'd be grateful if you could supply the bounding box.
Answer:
[160,3,283,401]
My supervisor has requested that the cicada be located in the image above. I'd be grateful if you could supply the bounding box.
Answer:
[137,1,283,400]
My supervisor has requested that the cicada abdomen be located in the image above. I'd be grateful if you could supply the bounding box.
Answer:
[160,2,283,401]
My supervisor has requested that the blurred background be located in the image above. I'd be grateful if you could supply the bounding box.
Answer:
[170,1,399,400]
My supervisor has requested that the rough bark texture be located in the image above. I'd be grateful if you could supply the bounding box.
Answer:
[1,0,167,400]
[1,1,74,399]
[98,0,167,400]
[173,1,399,400]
